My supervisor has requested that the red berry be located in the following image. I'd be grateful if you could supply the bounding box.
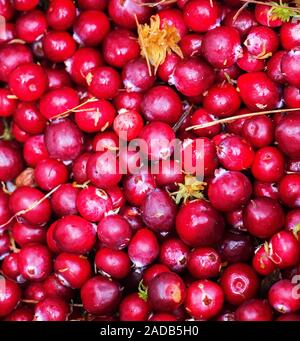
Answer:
[43,31,76,62]
[119,293,151,321]
[279,174,300,208]
[0,277,21,317]
[16,10,47,43]
[34,297,69,321]
[46,0,76,30]
[269,280,300,314]
[235,299,273,321]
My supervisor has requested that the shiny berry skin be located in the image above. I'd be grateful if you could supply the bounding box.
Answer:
[0,43,33,82]
[43,31,76,62]
[208,169,252,212]
[40,87,79,120]
[243,197,285,239]
[0,277,21,317]
[14,102,46,135]
[87,66,121,100]
[252,146,285,183]
[275,113,300,159]
[18,243,52,281]
[95,247,131,280]
[122,58,156,93]
[97,214,132,250]
[187,247,221,279]
[141,85,182,125]
[284,85,300,109]
[86,151,122,189]
[8,63,48,102]
[0,190,11,227]
[245,26,279,57]
[81,276,121,316]
[242,115,274,148]
[252,244,276,276]
[220,263,259,306]
[281,49,300,88]
[183,0,221,33]
[0,141,24,181]
[173,58,215,97]
[105,186,126,210]
[237,49,265,72]
[155,160,184,190]
[43,273,73,301]
[9,186,51,225]
[185,280,224,320]
[269,231,300,269]
[34,158,68,191]
[53,215,96,254]
[119,293,151,321]
[202,26,242,69]
[216,135,255,171]
[46,0,76,30]
[54,253,91,289]
[45,118,83,161]
[74,10,110,46]
[267,51,285,84]
[159,238,189,273]
[16,10,47,43]
[77,0,107,10]
[25,282,45,302]
[13,0,39,11]
[114,91,143,112]
[76,186,113,223]
[176,199,224,247]
[279,174,300,208]
[253,181,279,201]
[51,184,79,217]
[157,53,181,83]
[141,189,177,234]
[123,171,156,207]
[12,123,30,143]
[203,83,241,118]
[218,231,254,264]
[148,272,186,313]
[0,89,17,117]
[237,72,280,111]
[285,209,300,232]
[45,68,71,90]
[113,109,143,141]
[224,9,257,36]
[72,153,91,184]
[269,280,300,314]
[108,0,152,30]
[128,228,159,267]
[75,99,116,133]
[180,34,203,58]
[103,29,140,68]
[280,22,300,50]
[2,253,20,281]
[11,221,46,247]
[4,307,34,321]
[34,297,69,321]
[235,299,273,321]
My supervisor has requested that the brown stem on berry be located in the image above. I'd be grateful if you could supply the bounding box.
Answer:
[186,107,300,131]
[233,1,250,21]
[172,104,193,133]
[21,299,39,304]
[135,0,177,7]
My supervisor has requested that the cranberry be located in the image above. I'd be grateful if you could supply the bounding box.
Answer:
[141,189,176,234]
[148,272,186,312]
[95,247,131,280]
[269,280,300,314]
[43,274,73,301]
[280,22,300,50]
[2,252,21,281]
[0,89,17,117]
[45,68,72,90]
[25,282,45,301]
[122,58,156,93]
[253,181,279,200]
[5,307,33,321]
[53,215,96,254]
[237,49,265,72]
[45,118,83,161]
[235,299,273,321]
[18,243,52,281]
[176,199,224,247]
[224,9,257,36]
[281,49,300,88]
[128,228,159,267]
[203,83,241,118]
[159,238,189,273]
[275,113,300,159]
[187,247,221,279]
[242,115,274,148]
[183,0,221,33]
[114,91,143,112]
[279,174,300,208]
[54,252,91,289]
[180,34,203,58]
[119,293,151,321]
[0,0,14,19]
[269,231,300,269]
[43,31,76,63]
[46,0,76,30]
[72,152,91,184]
[155,160,184,190]
[120,206,143,232]
[284,86,300,108]
[113,109,143,141]
[108,0,152,30]
[12,221,46,247]
[97,214,132,250]
[185,280,224,320]
[252,244,276,276]
[14,102,46,135]
[225,209,245,231]
[81,276,121,315]
[0,277,21,317]
[34,297,69,321]
[11,123,30,143]
[24,136,47,168]
[0,43,33,82]
[208,169,252,212]
[267,50,286,84]
[216,135,255,171]
[143,264,170,286]
[51,184,79,217]
[13,0,39,11]
[16,9,47,43]
[0,190,11,226]
[9,186,51,225]
[220,263,259,305]
[87,66,121,100]
[173,58,215,97]
[40,87,79,120]
[157,53,181,83]
[77,0,107,10]
[237,72,280,110]
[285,209,300,233]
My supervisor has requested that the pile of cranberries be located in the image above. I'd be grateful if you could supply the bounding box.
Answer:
[0,0,300,322]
